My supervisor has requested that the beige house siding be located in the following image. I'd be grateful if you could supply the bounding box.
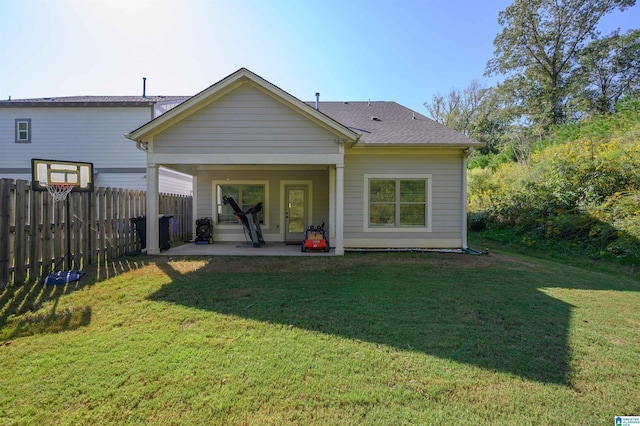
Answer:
[152,85,340,156]
[194,167,330,243]
[343,150,463,248]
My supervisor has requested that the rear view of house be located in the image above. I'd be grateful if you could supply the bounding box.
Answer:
[126,68,482,255]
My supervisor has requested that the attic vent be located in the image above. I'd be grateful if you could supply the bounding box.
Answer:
[371,116,379,121]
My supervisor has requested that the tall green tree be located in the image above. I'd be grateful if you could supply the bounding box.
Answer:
[424,81,510,153]
[486,0,636,127]
[578,29,640,114]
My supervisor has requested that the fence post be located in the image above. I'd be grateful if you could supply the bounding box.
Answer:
[13,180,29,285]
[89,190,97,266]
[0,179,11,289]
[29,188,42,281]
[42,189,53,276]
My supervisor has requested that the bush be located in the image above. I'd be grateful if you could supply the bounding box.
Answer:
[468,102,640,263]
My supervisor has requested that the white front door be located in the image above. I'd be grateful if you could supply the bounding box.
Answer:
[285,185,308,243]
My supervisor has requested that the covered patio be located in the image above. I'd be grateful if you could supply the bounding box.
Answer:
[160,242,336,256]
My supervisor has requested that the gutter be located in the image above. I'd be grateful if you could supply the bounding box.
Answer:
[125,132,148,152]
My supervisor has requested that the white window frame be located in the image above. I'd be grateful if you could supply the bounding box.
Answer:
[212,180,270,229]
[15,119,31,143]
[363,174,432,232]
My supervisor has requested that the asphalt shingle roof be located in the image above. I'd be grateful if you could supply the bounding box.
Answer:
[307,101,480,146]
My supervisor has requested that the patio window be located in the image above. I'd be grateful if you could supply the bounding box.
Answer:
[215,182,267,225]
[365,175,432,230]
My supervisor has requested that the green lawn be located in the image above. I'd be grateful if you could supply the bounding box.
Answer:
[1,247,638,424]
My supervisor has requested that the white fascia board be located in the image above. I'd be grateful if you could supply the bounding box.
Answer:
[148,152,345,165]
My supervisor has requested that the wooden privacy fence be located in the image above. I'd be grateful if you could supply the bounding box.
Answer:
[0,179,192,288]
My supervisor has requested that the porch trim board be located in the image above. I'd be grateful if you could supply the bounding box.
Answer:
[148,153,345,165]
[345,238,462,249]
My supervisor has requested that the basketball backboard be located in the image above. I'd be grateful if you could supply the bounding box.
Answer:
[31,158,94,192]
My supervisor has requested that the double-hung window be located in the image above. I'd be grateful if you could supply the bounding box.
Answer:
[15,119,31,143]
[365,174,432,231]
[215,181,268,226]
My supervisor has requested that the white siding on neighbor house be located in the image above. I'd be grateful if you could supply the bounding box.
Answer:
[152,85,340,156]
[158,167,193,195]
[194,167,329,243]
[0,106,151,169]
[343,151,464,248]
[0,106,193,194]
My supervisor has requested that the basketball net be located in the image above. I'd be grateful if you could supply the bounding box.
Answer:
[44,183,75,203]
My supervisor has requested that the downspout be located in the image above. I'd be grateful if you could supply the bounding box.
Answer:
[136,140,148,152]
[461,147,473,250]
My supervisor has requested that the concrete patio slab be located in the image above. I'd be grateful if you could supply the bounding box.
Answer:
[159,242,335,257]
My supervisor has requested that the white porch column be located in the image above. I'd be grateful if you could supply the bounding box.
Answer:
[335,162,345,255]
[191,174,198,241]
[146,163,160,254]
[328,166,336,246]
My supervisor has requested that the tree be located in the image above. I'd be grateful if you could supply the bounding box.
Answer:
[486,0,636,127]
[424,81,510,153]
[578,29,640,114]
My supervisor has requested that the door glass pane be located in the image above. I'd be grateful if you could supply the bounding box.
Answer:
[288,189,305,233]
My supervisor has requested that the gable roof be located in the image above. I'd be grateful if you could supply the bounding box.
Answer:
[126,68,359,143]
[308,101,482,147]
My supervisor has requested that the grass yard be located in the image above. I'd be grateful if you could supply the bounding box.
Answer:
[0,246,638,424]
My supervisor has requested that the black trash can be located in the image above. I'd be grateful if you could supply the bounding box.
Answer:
[131,216,147,250]
[131,215,172,251]
[159,215,173,251]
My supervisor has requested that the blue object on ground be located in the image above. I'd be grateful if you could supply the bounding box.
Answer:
[43,270,86,285]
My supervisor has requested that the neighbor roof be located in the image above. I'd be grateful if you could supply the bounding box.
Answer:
[309,101,482,147]
[0,96,189,108]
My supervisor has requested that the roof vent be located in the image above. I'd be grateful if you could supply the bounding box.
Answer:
[412,112,416,120]
[315,92,320,110]
[371,116,379,121]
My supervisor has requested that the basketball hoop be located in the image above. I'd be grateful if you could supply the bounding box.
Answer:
[44,183,75,203]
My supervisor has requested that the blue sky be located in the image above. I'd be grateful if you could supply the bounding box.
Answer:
[1,0,638,113]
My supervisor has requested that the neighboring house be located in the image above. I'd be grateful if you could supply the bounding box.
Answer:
[126,68,483,255]
[0,95,193,195]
